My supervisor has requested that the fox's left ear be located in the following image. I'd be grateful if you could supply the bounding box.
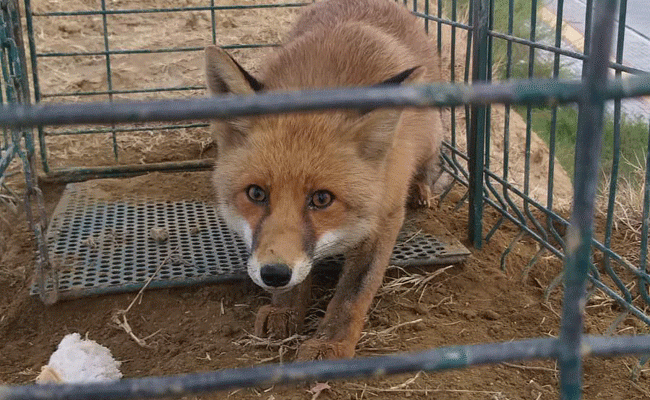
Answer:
[350,66,426,161]
[205,45,264,95]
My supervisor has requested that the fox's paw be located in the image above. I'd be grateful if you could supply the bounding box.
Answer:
[254,305,300,339]
[295,338,356,361]
[408,181,433,209]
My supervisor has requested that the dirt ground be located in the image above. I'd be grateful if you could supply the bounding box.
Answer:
[1,0,649,399]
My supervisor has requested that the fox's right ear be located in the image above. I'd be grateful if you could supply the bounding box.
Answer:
[205,45,263,95]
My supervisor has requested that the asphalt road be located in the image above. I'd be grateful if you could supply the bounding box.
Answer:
[545,0,650,117]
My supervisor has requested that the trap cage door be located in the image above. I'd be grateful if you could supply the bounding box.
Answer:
[0,0,55,303]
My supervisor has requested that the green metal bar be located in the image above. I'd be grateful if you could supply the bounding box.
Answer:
[436,0,442,53]
[35,43,277,58]
[21,0,49,173]
[31,3,309,17]
[522,0,549,251]
[468,0,490,248]
[447,0,462,194]
[6,76,650,128]
[546,0,567,259]
[41,85,206,99]
[602,0,632,302]
[41,159,214,183]
[210,0,216,45]
[486,30,644,75]
[2,335,650,400]
[582,0,593,77]
[423,0,429,34]
[638,120,650,304]
[559,0,618,398]
[413,11,473,31]
[500,0,527,226]
[100,0,118,161]
[0,142,17,175]
[44,123,208,137]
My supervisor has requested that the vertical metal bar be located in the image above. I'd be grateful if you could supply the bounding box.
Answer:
[437,0,442,53]
[449,0,457,165]
[464,0,473,136]
[210,0,217,45]
[22,0,49,173]
[547,0,567,254]
[100,0,118,161]
[602,0,632,301]
[424,0,429,34]
[468,0,490,248]
[559,1,618,398]
[581,0,593,78]
[639,120,650,304]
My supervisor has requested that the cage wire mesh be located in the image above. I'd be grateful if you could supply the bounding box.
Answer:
[0,0,649,399]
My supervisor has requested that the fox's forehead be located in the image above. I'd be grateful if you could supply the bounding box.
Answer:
[230,114,370,191]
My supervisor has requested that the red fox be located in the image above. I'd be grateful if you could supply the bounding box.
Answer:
[206,0,443,359]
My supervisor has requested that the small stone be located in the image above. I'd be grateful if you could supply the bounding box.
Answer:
[480,310,501,320]
[149,227,168,242]
[219,324,240,337]
[461,309,477,320]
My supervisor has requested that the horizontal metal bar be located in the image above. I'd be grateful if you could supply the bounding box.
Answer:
[488,31,646,75]
[44,123,208,136]
[40,159,214,183]
[1,335,648,400]
[31,3,309,17]
[36,43,276,58]
[40,86,205,99]
[3,76,650,128]
[412,11,473,30]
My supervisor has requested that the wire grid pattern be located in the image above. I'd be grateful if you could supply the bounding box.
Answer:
[23,0,311,177]
[0,0,648,399]
[423,0,650,326]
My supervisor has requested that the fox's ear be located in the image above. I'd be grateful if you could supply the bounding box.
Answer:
[205,45,263,95]
[350,66,426,161]
[376,65,426,86]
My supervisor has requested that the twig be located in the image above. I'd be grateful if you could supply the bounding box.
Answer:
[112,246,180,347]
[502,362,557,373]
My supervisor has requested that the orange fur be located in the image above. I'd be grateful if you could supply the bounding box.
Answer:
[206,0,444,359]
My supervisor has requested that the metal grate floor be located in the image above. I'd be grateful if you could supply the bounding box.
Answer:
[33,182,470,300]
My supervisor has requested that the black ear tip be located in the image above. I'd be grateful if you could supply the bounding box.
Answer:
[376,66,421,87]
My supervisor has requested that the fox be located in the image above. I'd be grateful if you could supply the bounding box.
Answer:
[205,0,444,360]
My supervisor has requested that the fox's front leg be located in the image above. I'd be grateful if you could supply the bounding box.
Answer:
[255,273,312,339]
[296,211,404,360]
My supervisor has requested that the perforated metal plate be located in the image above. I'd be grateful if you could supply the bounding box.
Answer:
[32,182,470,300]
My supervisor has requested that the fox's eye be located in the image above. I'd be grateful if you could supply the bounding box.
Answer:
[310,190,334,209]
[246,185,267,204]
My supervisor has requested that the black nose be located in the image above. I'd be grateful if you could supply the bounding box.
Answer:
[260,263,292,287]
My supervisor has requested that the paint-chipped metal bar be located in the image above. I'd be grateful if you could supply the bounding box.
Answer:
[1,335,649,400]
[40,159,214,184]
[35,43,277,58]
[31,3,310,17]
[2,76,650,128]
[558,0,619,398]
[467,0,490,249]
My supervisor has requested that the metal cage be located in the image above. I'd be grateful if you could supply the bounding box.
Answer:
[0,0,650,399]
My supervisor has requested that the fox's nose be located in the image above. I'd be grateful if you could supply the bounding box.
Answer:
[260,263,292,287]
